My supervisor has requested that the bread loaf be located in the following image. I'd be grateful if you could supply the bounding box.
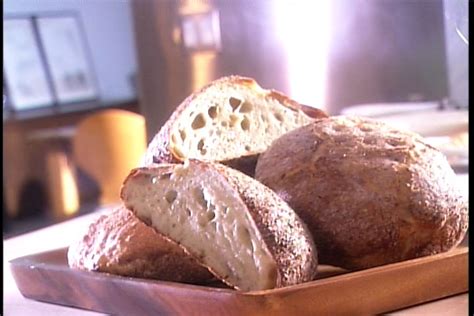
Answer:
[141,75,326,176]
[255,116,468,270]
[67,206,215,284]
[121,161,318,291]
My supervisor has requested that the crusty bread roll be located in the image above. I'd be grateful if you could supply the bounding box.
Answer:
[121,161,318,291]
[67,206,215,284]
[255,116,468,270]
[141,75,326,176]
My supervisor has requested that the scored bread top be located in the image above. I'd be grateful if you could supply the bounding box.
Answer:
[141,75,326,167]
[255,116,468,269]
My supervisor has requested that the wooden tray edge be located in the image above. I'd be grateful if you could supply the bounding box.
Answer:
[10,247,468,315]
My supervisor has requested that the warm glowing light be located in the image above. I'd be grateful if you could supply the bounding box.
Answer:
[47,151,79,218]
[60,160,80,216]
[273,0,332,110]
[191,51,217,91]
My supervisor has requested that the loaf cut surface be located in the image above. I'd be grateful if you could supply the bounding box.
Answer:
[255,116,468,270]
[121,161,318,291]
[67,206,215,284]
[141,75,326,176]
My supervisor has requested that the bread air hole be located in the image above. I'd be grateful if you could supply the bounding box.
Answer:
[208,106,218,119]
[273,112,284,122]
[193,186,207,209]
[197,139,207,155]
[210,221,217,231]
[198,210,216,227]
[386,138,403,147]
[165,190,177,204]
[229,114,239,127]
[241,117,250,131]
[179,129,187,141]
[207,210,216,221]
[159,173,172,180]
[238,102,252,113]
[245,145,251,151]
[237,225,253,252]
[191,113,206,129]
[229,97,242,111]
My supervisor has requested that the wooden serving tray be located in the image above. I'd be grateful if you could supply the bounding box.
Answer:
[10,245,468,315]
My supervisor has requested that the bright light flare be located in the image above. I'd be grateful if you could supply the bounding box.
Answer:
[273,0,332,110]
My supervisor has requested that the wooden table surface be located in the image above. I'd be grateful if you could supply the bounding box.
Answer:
[4,174,469,315]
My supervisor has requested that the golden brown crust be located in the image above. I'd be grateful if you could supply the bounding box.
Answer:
[140,75,327,173]
[121,161,318,289]
[255,116,468,270]
[67,206,216,284]
[210,161,318,287]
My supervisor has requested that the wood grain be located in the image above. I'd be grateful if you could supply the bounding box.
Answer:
[10,246,467,315]
[72,109,147,206]
[3,100,139,218]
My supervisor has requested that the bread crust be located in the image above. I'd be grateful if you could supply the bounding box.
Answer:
[67,206,215,284]
[255,116,468,270]
[210,162,318,287]
[121,161,318,290]
[140,75,327,174]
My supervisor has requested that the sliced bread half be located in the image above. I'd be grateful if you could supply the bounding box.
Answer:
[67,206,215,284]
[141,76,327,176]
[120,161,318,291]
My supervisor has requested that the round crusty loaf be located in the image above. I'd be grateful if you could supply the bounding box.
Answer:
[121,161,318,291]
[67,206,215,284]
[141,75,326,176]
[255,115,468,270]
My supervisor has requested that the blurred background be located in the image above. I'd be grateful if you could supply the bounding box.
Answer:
[3,0,468,237]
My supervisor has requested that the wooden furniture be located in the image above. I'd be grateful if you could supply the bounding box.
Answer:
[2,99,139,219]
[46,150,80,220]
[44,109,147,219]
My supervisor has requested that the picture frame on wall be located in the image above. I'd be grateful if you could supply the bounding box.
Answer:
[3,18,55,111]
[36,15,98,104]
[181,10,222,52]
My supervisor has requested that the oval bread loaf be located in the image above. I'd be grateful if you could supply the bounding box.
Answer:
[121,161,318,291]
[67,206,215,284]
[255,116,468,270]
[141,75,327,176]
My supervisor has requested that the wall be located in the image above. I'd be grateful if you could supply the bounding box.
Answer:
[443,0,469,107]
[132,0,291,141]
[4,0,138,103]
[326,0,448,114]
[133,0,451,133]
